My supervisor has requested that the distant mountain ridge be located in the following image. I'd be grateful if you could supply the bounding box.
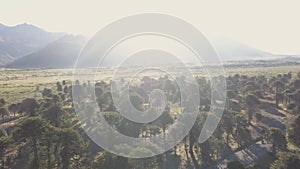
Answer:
[209,36,272,61]
[1,23,277,69]
[0,23,65,66]
[6,35,87,68]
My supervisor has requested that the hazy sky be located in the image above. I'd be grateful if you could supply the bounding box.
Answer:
[1,0,299,55]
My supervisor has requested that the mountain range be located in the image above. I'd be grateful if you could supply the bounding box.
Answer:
[6,35,87,68]
[0,23,65,67]
[1,23,275,69]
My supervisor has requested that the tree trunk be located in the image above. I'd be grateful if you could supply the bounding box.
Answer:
[275,93,279,108]
[189,136,200,169]
[47,139,51,169]
[61,148,69,169]
[62,160,69,169]
[32,138,39,169]
[248,106,254,125]
[226,133,230,146]
[184,137,189,161]
[54,144,61,168]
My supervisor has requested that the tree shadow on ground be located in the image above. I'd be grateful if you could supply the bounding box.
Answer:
[236,144,271,167]
[260,103,285,117]
[261,115,285,130]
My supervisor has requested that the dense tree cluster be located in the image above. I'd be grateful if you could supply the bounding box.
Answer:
[0,70,299,169]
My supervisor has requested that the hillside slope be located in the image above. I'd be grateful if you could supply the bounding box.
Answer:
[0,23,65,66]
[6,35,86,69]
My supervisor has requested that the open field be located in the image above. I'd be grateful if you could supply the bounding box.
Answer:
[1,64,299,105]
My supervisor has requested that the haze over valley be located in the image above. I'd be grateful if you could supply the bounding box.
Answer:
[0,23,294,69]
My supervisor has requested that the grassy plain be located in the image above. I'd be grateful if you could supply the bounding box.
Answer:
[0,64,299,105]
